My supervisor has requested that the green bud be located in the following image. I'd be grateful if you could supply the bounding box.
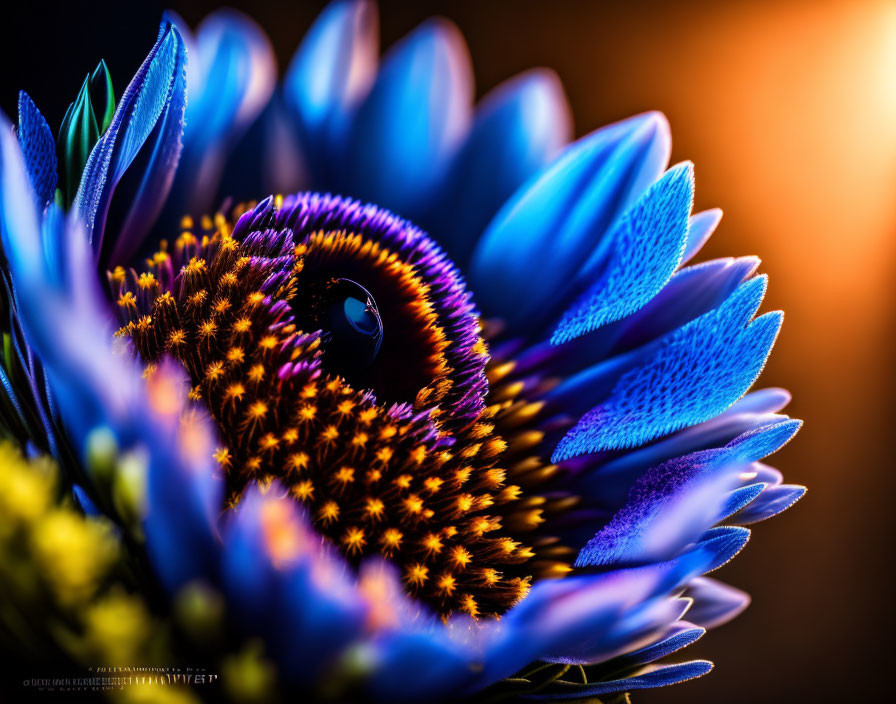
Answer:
[90,59,115,134]
[57,76,99,206]
[56,60,115,207]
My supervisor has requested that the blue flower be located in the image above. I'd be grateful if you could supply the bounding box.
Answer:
[0,3,805,701]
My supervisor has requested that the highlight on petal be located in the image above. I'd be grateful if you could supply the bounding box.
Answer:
[682,207,723,264]
[0,111,43,278]
[553,275,783,460]
[734,483,806,524]
[16,92,57,209]
[684,577,750,629]
[617,621,706,666]
[551,162,694,344]
[576,388,793,506]
[74,20,187,259]
[470,111,671,330]
[483,567,665,682]
[526,660,714,699]
[285,0,378,182]
[725,418,802,462]
[720,482,767,521]
[695,526,751,573]
[429,69,572,265]
[171,9,276,218]
[143,361,224,591]
[344,18,473,219]
[575,454,741,569]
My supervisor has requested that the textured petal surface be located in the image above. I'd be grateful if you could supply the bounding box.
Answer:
[551,162,693,344]
[694,526,751,572]
[106,22,188,265]
[575,456,740,569]
[575,416,798,570]
[553,275,782,459]
[576,392,793,510]
[74,21,187,256]
[16,92,57,208]
[344,18,472,219]
[720,482,767,521]
[470,111,670,330]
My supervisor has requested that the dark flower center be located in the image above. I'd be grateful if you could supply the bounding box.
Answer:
[110,194,573,618]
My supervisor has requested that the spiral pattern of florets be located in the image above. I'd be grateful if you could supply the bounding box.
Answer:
[110,194,573,617]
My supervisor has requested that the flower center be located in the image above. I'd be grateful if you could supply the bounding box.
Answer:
[111,194,572,618]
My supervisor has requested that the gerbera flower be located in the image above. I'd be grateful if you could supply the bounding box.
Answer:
[0,3,805,702]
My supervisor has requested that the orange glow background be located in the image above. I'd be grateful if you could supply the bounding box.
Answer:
[4,0,894,700]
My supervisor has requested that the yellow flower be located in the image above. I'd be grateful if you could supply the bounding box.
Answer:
[31,510,119,606]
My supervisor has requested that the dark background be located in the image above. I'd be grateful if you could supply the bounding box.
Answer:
[3,1,893,701]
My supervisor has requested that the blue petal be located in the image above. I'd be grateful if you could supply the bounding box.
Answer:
[525,661,713,699]
[0,111,45,279]
[216,93,305,205]
[551,162,693,344]
[74,20,187,257]
[606,255,759,355]
[725,418,802,462]
[169,10,276,219]
[734,483,806,524]
[681,208,722,264]
[144,397,223,591]
[106,31,188,265]
[219,487,279,627]
[694,526,751,572]
[575,403,791,510]
[527,256,759,382]
[684,577,750,629]
[719,482,766,521]
[726,386,791,414]
[553,275,782,460]
[575,454,742,569]
[16,92,57,208]
[616,621,705,666]
[220,486,368,684]
[482,567,666,683]
[470,111,670,331]
[427,69,571,265]
[343,18,473,220]
[284,0,378,186]
[369,630,480,702]
[72,485,101,516]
